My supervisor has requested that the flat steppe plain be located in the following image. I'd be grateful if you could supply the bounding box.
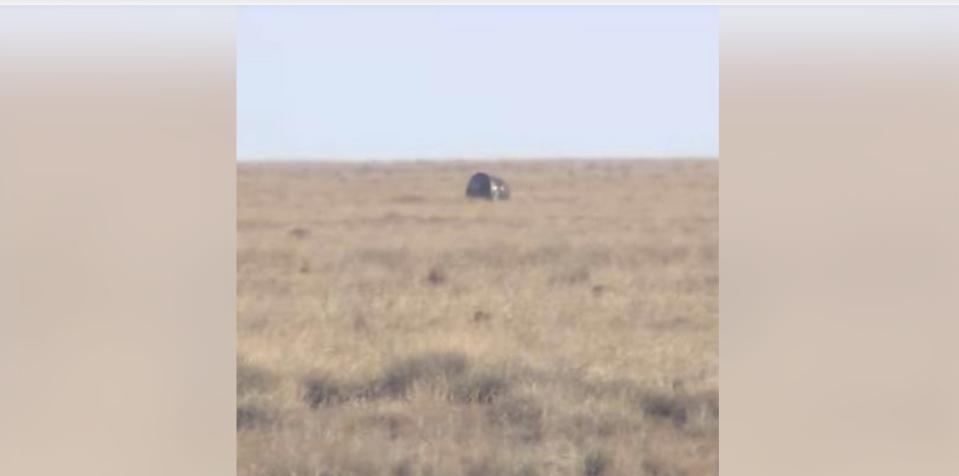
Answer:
[238,159,718,476]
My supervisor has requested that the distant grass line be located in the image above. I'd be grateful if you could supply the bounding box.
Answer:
[237,156,720,165]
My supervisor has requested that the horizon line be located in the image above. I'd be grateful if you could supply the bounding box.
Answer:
[236,155,720,163]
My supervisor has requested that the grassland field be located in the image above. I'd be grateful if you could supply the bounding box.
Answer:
[238,159,718,476]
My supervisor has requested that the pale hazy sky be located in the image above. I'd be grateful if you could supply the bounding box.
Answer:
[238,6,718,161]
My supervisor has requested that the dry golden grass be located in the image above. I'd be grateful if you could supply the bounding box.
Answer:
[238,159,718,476]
